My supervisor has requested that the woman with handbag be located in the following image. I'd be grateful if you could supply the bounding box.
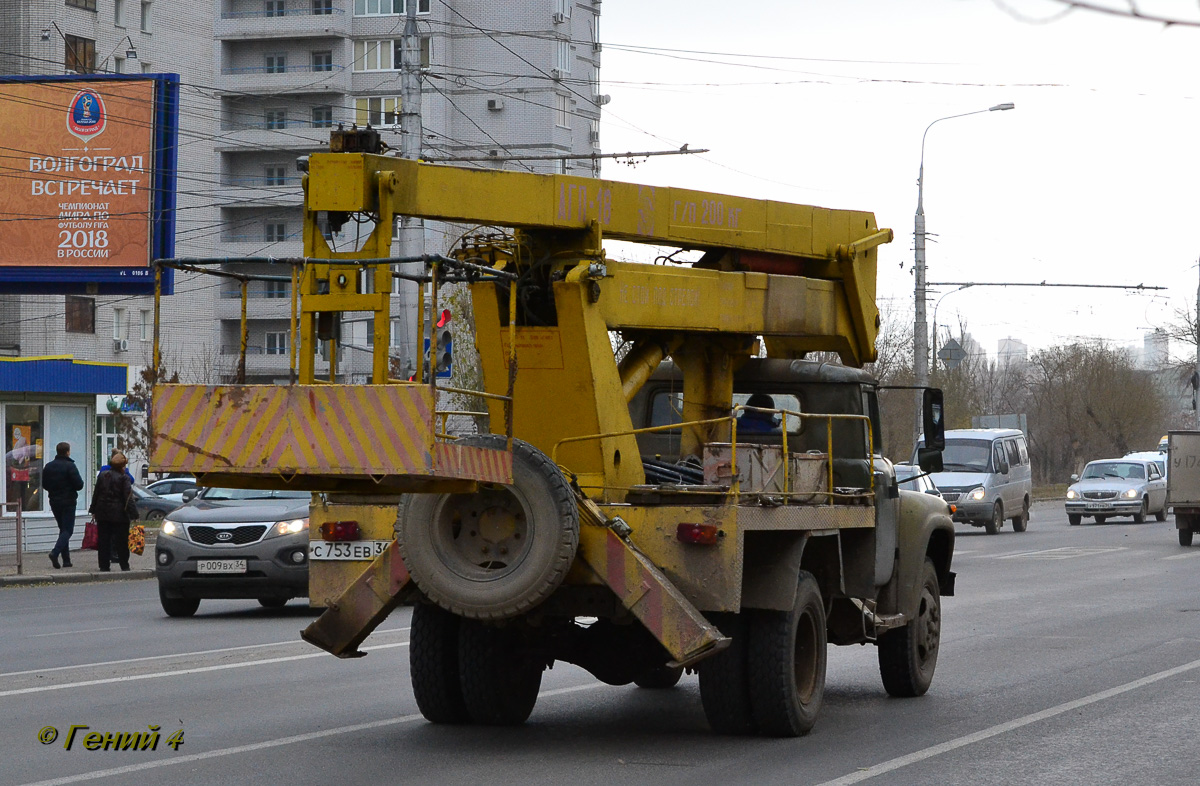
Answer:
[89,451,136,572]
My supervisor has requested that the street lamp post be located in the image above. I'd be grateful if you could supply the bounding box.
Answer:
[930,284,973,377]
[913,103,1014,437]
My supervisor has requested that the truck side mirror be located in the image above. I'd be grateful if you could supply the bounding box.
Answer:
[922,389,945,451]
[917,447,943,473]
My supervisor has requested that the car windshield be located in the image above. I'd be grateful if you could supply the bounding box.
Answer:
[200,488,310,501]
[936,439,993,472]
[1082,462,1144,480]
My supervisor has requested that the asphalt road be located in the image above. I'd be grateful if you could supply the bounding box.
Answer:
[2,501,1199,785]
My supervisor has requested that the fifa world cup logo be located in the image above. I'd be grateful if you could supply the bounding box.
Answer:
[80,94,93,121]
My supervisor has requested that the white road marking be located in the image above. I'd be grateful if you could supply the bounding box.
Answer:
[15,683,602,786]
[951,550,977,556]
[1162,551,1200,561]
[0,627,410,678]
[28,627,128,638]
[816,655,1200,785]
[995,547,1125,561]
[0,642,410,698]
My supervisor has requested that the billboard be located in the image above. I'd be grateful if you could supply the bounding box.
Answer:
[0,74,178,295]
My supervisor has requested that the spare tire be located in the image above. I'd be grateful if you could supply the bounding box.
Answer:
[398,435,579,620]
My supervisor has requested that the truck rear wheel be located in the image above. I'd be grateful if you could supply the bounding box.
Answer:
[410,603,468,724]
[746,571,827,737]
[698,613,756,735]
[458,619,542,725]
[878,558,941,698]
[398,436,578,620]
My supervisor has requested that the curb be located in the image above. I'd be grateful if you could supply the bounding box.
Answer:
[0,570,154,588]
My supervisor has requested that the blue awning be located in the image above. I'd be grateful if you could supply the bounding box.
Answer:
[0,356,127,395]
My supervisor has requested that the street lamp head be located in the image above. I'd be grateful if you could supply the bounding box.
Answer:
[989,102,1015,112]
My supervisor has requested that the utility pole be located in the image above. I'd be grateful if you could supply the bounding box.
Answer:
[399,0,424,373]
[1195,258,1199,414]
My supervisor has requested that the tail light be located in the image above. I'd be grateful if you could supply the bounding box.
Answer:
[677,522,720,545]
[320,520,360,541]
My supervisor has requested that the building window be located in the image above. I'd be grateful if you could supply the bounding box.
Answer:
[6,405,46,513]
[266,53,287,73]
[353,40,399,71]
[140,1,151,32]
[67,0,98,10]
[354,97,400,126]
[65,296,95,334]
[554,158,568,175]
[313,0,333,14]
[140,309,152,341]
[265,0,285,16]
[64,35,96,74]
[265,332,288,355]
[312,50,333,72]
[555,94,569,128]
[112,307,126,340]
[265,109,287,129]
[556,40,572,74]
[420,36,431,67]
[354,0,428,15]
[311,105,334,127]
[265,281,289,298]
[113,56,124,73]
[264,165,288,186]
[555,0,571,18]
[265,223,287,243]
[114,0,124,26]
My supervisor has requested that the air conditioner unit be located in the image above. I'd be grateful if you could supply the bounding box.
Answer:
[594,94,611,106]
[115,338,129,352]
[549,68,564,80]
[552,11,565,23]
[487,98,504,111]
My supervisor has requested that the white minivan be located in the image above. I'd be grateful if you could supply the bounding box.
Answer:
[914,428,1033,534]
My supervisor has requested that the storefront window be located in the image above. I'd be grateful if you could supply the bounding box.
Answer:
[5,405,45,512]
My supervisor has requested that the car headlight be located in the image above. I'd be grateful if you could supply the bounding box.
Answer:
[1124,489,1139,499]
[271,517,309,537]
[161,520,179,536]
[1066,489,1077,500]
[970,487,986,501]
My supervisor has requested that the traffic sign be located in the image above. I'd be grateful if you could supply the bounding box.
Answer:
[937,338,967,370]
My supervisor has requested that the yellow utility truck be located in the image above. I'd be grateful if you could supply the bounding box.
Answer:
[150,130,953,737]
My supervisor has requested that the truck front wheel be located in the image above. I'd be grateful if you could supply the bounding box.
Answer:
[745,571,827,737]
[878,558,941,698]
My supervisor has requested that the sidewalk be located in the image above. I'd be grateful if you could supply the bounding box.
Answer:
[0,534,157,587]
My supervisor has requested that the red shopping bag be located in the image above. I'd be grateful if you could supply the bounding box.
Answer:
[81,519,99,550]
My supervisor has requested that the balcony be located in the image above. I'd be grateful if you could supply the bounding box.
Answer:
[218,344,336,379]
[214,123,332,152]
[215,176,305,208]
[217,64,350,96]
[215,2,350,40]
[216,291,298,320]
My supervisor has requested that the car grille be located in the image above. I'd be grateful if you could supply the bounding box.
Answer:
[186,525,269,545]
[1082,491,1117,500]
[942,492,962,503]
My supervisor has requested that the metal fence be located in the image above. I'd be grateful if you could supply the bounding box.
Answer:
[0,502,25,575]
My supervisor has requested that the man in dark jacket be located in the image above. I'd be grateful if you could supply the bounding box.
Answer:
[43,442,85,569]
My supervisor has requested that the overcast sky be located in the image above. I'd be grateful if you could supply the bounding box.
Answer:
[596,0,1200,364]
